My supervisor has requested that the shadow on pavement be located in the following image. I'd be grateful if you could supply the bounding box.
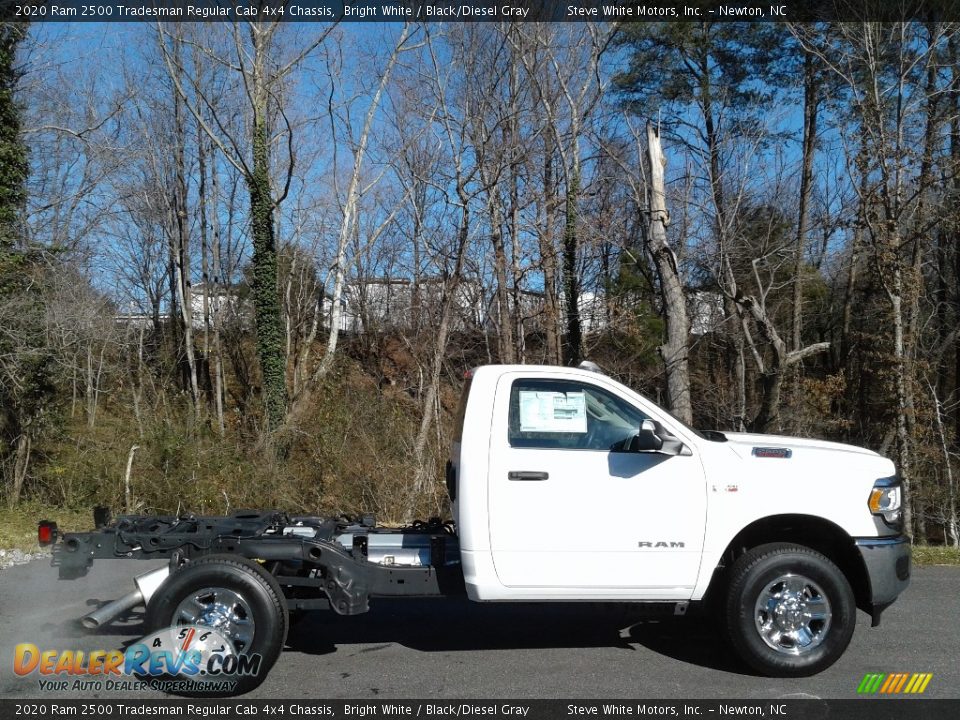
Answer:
[284,597,753,676]
[46,592,753,677]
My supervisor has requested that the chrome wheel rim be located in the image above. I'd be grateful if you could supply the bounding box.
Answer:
[173,587,255,652]
[754,573,832,655]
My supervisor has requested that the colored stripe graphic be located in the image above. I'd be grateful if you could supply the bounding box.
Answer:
[879,674,897,693]
[858,672,932,694]
[856,673,885,694]
[911,673,933,694]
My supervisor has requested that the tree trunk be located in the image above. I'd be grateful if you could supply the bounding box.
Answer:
[132,323,146,439]
[123,444,140,513]
[486,185,515,364]
[735,277,833,433]
[724,249,830,433]
[9,432,30,507]
[166,225,182,383]
[200,136,212,394]
[950,34,960,442]
[209,138,226,437]
[644,123,692,425]
[561,170,582,366]
[0,23,29,252]
[410,180,424,332]
[297,26,407,398]
[792,51,819,352]
[86,345,96,429]
[931,383,959,547]
[408,203,470,520]
[170,64,201,422]
[540,142,561,364]
[507,51,526,363]
[888,273,915,541]
[248,110,287,429]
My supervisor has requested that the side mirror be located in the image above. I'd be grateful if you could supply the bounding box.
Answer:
[627,419,685,456]
[628,420,663,452]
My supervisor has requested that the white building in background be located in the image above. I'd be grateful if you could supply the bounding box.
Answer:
[189,282,241,329]
[114,284,242,331]
[116,278,724,339]
[113,301,157,330]
[110,277,606,338]
[577,291,608,332]
[324,277,486,334]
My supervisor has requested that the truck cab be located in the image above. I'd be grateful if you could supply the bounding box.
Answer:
[448,364,910,676]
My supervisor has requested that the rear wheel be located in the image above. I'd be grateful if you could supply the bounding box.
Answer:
[145,555,288,695]
[724,543,855,677]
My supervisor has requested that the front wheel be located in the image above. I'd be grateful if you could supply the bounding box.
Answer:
[724,543,855,677]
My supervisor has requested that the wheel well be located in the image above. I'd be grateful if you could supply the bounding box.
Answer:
[705,514,871,612]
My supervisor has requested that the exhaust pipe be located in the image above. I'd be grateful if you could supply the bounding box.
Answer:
[81,589,142,630]
[80,566,170,630]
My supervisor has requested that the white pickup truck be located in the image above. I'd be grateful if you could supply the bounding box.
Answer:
[47,363,910,693]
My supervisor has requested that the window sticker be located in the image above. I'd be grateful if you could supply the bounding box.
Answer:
[518,391,587,433]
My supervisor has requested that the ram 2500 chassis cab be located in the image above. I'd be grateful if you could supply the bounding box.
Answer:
[47,364,910,691]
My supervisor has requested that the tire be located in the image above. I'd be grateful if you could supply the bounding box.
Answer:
[724,543,855,677]
[145,555,288,696]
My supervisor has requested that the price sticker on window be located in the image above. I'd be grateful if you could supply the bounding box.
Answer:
[518,391,587,433]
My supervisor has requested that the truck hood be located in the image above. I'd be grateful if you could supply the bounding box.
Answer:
[718,432,883,460]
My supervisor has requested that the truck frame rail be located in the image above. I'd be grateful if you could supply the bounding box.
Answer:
[52,510,465,615]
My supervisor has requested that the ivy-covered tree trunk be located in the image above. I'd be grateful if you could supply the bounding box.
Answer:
[0,22,39,506]
[248,115,287,428]
[561,170,582,366]
[540,140,562,365]
[0,22,28,252]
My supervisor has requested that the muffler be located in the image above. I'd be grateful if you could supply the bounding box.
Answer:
[80,566,170,630]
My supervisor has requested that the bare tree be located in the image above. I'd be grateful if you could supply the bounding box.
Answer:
[643,124,693,424]
[797,21,957,538]
[402,27,485,518]
[512,23,612,366]
[291,24,415,411]
[157,20,337,429]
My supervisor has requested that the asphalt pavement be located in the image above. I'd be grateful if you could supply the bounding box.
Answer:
[0,557,956,700]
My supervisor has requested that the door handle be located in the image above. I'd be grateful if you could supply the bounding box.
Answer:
[508,471,549,481]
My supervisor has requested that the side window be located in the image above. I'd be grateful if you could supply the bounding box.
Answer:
[508,379,650,451]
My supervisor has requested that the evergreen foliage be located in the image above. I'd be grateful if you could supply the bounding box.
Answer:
[0,22,27,251]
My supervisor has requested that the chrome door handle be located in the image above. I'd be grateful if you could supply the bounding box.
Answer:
[508,471,549,481]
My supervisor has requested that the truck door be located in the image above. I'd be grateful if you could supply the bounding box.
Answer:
[487,373,707,596]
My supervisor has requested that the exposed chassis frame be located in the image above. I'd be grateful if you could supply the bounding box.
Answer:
[52,511,465,615]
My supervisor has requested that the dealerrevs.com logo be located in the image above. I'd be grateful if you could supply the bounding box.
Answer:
[14,625,262,694]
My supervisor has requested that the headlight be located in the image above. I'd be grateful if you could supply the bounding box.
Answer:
[868,477,902,528]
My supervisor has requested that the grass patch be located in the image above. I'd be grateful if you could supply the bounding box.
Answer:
[913,545,960,567]
[0,504,94,553]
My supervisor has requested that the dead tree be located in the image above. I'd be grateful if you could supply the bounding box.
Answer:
[644,123,693,425]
